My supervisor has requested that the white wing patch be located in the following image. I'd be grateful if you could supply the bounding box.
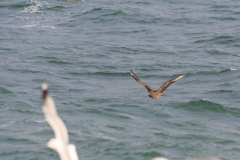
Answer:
[130,70,134,76]
[173,75,184,82]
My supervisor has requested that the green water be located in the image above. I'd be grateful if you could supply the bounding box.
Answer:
[0,0,240,160]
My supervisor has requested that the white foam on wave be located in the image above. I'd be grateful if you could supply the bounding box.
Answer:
[42,26,56,29]
[19,24,56,29]
[20,24,37,28]
[17,1,56,30]
[202,99,212,102]
[230,68,237,71]
[20,0,43,14]
[26,119,46,123]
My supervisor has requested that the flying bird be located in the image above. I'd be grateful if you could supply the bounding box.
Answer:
[130,69,189,99]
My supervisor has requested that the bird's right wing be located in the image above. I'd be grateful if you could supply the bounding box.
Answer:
[157,72,189,93]
[130,69,153,92]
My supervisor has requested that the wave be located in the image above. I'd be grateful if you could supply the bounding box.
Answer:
[9,109,40,115]
[169,99,226,113]
[194,68,237,76]
[187,156,224,160]
[81,8,127,17]
[1,2,31,9]
[194,35,239,45]
[44,5,66,11]
[206,90,234,94]
[206,49,231,56]
[7,68,42,74]
[110,104,139,108]
[169,99,240,117]
[48,60,72,65]
[82,7,103,15]
[210,16,238,21]
[0,86,14,94]
[68,71,130,77]
[4,137,37,144]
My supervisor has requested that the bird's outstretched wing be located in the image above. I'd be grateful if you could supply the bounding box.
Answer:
[130,69,153,92]
[157,72,189,93]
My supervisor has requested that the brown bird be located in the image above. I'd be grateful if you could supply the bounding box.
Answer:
[130,69,189,99]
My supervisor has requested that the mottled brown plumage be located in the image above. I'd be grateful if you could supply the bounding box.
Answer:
[130,69,189,99]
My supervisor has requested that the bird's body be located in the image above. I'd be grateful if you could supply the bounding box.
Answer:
[130,69,189,99]
[148,91,164,99]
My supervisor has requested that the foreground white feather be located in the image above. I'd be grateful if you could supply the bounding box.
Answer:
[42,83,79,160]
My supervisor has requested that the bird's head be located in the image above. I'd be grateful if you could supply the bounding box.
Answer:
[148,92,153,98]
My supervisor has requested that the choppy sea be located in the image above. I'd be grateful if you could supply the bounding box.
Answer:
[0,0,240,160]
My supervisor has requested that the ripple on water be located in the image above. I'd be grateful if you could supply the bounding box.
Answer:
[81,108,131,120]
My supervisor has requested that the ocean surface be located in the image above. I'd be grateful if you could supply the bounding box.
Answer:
[0,0,240,160]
